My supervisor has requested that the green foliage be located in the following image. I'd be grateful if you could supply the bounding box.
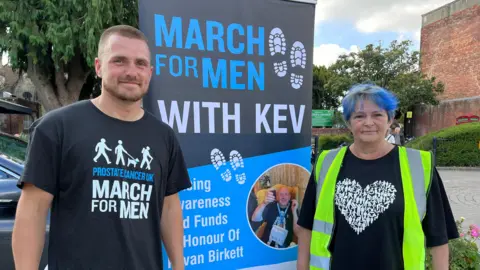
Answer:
[426,218,480,270]
[0,0,138,71]
[312,65,341,110]
[332,110,348,128]
[0,0,138,110]
[406,123,480,167]
[317,133,353,151]
[0,133,28,164]
[325,40,444,113]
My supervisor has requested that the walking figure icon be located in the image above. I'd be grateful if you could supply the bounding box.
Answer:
[94,138,112,164]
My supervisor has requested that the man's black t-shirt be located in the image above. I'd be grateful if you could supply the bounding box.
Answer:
[260,202,296,248]
[298,146,459,269]
[18,100,192,269]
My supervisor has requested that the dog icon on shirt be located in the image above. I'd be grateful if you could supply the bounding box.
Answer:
[127,157,140,168]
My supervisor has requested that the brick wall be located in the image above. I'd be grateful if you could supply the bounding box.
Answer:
[413,97,480,136]
[420,3,480,100]
[311,128,350,137]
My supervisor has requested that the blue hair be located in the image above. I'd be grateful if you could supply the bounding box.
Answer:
[342,83,399,122]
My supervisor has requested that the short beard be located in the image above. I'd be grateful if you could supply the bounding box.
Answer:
[103,83,145,102]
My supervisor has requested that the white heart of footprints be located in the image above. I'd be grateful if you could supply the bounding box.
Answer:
[268,27,307,89]
[335,178,397,235]
[210,148,247,185]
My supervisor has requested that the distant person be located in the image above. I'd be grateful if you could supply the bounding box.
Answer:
[296,84,458,270]
[385,123,402,145]
[12,25,191,270]
[393,126,402,145]
[385,128,396,144]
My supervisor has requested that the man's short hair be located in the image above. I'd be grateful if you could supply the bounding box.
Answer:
[97,25,149,58]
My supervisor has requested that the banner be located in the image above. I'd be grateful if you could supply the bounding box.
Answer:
[139,0,316,268]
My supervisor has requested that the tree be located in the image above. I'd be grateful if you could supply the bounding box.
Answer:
[328,40,444,114]
[312,65,344,110]
[0,0,138,111]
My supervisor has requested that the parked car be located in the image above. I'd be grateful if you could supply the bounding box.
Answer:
[0,132,49,270]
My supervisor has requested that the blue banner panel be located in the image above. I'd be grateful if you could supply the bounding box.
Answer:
[139,0,316,268]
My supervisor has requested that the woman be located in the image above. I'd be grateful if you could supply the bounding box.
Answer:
[297,84,458,270]
[385,126,396,144]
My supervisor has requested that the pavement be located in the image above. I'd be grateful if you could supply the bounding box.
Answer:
[439,169,480,238]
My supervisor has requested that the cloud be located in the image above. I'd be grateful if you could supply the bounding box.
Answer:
[315,0,451,33]
[313,44,359,67]
[414,30,421,42]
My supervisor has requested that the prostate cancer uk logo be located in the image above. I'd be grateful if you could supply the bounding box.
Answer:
[153,15,308,136]
[91,138,155,220]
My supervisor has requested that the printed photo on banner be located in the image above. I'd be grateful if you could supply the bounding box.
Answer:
[247,164,309,249]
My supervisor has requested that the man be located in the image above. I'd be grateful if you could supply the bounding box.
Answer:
[12,25,191,270]
[251,186,300,248]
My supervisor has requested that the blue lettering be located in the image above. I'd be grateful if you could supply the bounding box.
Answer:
[155,14,182,48]
[230,60,245,90]
[170,55,182,77]
[156,54,167,75]
[247,26,264,56]
[248,62,264,91]
[91,167,154,182]
[227,24,244,54]
[185,19,205,50]
[185,57,199,78]
[203,58,227,89]
[206,21,225,52]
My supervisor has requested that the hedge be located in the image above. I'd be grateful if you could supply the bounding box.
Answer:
[406,122,480,167]
[318,133,353,151]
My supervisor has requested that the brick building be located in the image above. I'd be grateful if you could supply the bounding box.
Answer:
[414,0,480,136]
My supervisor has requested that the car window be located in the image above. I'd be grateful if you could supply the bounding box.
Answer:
[0,134,27,164]
[0,170,9,179]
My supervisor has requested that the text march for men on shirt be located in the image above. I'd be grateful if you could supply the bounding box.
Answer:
[91,138,156,220]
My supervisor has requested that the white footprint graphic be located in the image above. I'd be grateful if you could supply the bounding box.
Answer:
[273,61,288,77]
[211,149,246,183]
[236,173,247,185]
[290,41,306,69]
[222,169,232,182]
[210,148,232,182]
[229,150,244,171]
[290,73,303,89]
[269,28,286,56]
[210,148,226,170]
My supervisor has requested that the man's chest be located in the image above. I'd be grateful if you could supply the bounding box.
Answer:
[57,130,172,220]
[59,130,171,196]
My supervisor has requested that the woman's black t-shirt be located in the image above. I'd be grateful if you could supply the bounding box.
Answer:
[298,146,458,269]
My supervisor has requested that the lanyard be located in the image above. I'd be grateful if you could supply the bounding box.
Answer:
[277,202,290,225]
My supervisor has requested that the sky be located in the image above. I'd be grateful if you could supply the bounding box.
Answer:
[312,0,453,67]
[1,0,453,67]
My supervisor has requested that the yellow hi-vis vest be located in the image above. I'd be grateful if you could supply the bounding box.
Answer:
[309,146,433,270]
